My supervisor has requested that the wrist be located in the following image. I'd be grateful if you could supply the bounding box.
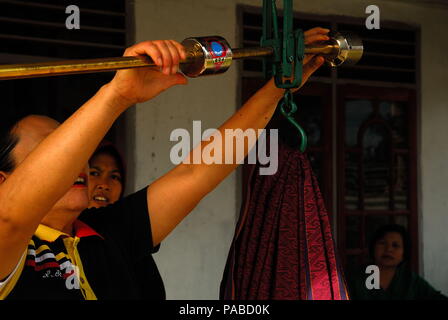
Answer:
[100,82,135,114]
[261,79,286,103]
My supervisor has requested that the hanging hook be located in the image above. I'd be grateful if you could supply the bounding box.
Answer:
[279,90,308,153]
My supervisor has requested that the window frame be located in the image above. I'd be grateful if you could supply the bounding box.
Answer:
[337,84,419,271]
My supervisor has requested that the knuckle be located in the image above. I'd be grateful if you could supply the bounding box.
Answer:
[145,41,155,48]
[172,40,184,48]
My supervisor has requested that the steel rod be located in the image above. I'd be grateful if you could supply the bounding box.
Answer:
[0,44,338,80]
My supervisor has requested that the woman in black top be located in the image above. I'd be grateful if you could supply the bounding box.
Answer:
[88,143,166,300]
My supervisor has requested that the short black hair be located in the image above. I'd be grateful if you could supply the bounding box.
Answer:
[0,121,20,173]
[368,224,411,263]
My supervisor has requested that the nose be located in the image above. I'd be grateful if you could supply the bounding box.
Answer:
[96,178,110,191]
[97,184,110,191]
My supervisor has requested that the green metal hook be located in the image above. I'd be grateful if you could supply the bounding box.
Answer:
[279,90,308,153]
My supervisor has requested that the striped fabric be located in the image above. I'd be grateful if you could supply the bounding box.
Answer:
[25,241,72,272]
[0,221,99,300]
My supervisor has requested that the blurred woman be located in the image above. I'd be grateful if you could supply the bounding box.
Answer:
[348,224,447,300]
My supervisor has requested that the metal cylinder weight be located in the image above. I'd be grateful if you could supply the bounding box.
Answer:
[180,36,233,77]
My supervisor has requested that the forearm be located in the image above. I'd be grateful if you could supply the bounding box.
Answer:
[188,78,283,190]
[0,84,129,232]
[148,79,284,244]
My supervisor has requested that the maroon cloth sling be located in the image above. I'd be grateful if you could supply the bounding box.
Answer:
[220,133,349,300]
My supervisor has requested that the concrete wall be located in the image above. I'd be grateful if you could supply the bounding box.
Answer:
[132,0,240,300]
[130,0,448,298]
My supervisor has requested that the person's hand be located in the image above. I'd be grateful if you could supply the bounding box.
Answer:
[107,40,188,107]
[264,27,330,97]
[297,27,330,90]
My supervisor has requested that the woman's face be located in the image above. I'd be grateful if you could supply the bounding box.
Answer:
[374,232,404,269]
[88,153,123,208]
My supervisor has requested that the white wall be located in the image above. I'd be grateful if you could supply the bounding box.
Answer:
[130,0,448,298]
[417,6,448,296]
[132,0,240,299]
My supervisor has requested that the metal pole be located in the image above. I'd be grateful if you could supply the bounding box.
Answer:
[0,42,352,80]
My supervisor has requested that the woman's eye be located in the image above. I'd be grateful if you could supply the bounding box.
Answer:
[112,174,122,181]
[89,171,99,177]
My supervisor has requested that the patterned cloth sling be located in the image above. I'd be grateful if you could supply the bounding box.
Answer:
[220,131,349,300]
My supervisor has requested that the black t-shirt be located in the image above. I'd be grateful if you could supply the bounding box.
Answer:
[2,187,165,300]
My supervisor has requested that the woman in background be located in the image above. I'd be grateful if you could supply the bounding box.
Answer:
[348,224,447,300]
[88,142,165,300]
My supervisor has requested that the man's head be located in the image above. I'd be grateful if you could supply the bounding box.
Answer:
[0,115,90,224]
[11,115,60,166]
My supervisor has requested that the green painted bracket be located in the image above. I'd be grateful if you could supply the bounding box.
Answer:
[261,0,307,152]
